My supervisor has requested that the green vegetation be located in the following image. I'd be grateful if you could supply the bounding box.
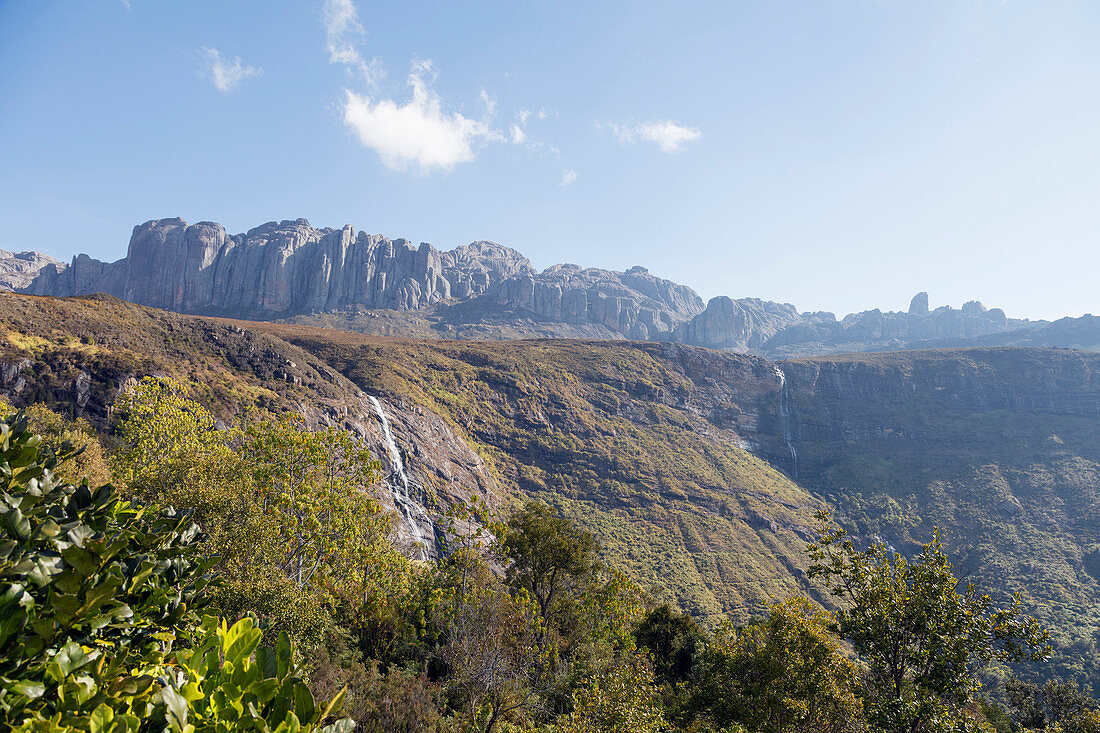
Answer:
[3,292,1100,707]
[3,397,1100,731]
[0,410,350,732]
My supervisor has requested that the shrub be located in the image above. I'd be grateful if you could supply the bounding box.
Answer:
[0,409,352,732]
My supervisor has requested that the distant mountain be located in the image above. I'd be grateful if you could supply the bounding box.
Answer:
[0,249,62,291]
[7,217,1097,355]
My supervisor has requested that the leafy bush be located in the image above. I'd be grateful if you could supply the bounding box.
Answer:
[0,409,351,732]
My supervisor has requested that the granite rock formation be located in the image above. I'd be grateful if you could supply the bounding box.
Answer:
[0,249,63,291]
[26,218,526,317]
[22,217,1083,356]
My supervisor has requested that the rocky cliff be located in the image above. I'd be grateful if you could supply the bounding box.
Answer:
[23,216,1092,356]
[26,218,534,317]
[0,249,63,291]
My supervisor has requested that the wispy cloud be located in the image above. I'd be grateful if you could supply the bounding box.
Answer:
[343,61,502,173]
[560,169,577,187]
[198,48,262,93]
[480,89,497,117]
[327,0,557,175]
[610,120,702,153]
[323,0,383,85]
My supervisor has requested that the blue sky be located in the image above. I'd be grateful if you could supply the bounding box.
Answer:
[1,1,1098,320]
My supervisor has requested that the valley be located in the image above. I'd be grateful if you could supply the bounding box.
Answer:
[3,290,1099,685]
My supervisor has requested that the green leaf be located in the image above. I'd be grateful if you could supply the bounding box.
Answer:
[275,631,292,679]
[62,545,102,576]
[89,702,115,733]
[317,685,347,725]
[160,685,189,732]
[9,679,45,698]
[320,719,356,733]
[292,682,316,723]
[224,617,262,664]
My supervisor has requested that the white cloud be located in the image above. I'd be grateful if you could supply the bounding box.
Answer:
[510,125,527,145]
[560,169,577,187]
[343,62,501,173]
[198,48,261,93]
[480,89,497,117]
[323,0,383,85]
[610,120,702,153]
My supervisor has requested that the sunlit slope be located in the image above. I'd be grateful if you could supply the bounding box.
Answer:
[248,323,826,622]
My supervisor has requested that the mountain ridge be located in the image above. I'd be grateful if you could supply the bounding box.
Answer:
[8,216,1098,355]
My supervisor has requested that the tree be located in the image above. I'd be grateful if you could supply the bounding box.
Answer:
[436,558,546,733]
[239,413,383,592]
[113,379,397,644]
[691,596,865,733]
[502,502,598,637]
[1006,677,1100,733]
[807,511,1051,733]
[634,605,704,686]
[553,654,667,733]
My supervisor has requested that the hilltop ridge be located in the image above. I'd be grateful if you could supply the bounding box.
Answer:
[7,217,1098,355]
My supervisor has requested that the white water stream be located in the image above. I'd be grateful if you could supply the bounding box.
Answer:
[369,395,431,561]
[774,366,799,478]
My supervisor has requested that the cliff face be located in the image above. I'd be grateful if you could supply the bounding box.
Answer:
[0,249,63,291]
[27,218,534,318]
[23,216,1097,355]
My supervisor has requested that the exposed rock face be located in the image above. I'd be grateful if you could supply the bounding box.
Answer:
[27,218,531,318]
[0,249,63,291]
[760,294,1028,357]
[677,296,803,350]
[441,241,537,298]
[20,219,1068,356]
[484,264,705,340]
[909,291,929,316]
[767,348,1100,482]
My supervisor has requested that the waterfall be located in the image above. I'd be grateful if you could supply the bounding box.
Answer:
[774,366,799,479]
[369,395,431,561]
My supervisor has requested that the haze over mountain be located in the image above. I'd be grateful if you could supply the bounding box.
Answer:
[6,217,1097,357]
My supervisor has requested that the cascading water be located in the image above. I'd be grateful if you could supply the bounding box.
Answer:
[774,366,798,478]
[369,395,431,561]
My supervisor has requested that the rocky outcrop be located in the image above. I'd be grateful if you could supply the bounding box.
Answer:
[26,218,530,319]
[909,292,929,316]
[0,249,63,291]
[677,296,803,350]
[761,294,1029,357]
[482,264,705,340]
[20,219,1060,356]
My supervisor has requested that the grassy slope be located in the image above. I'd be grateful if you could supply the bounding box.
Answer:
[0,294,822,624]
[243,323,824,622]
[5,293,1100,683]
[0,292,367,424]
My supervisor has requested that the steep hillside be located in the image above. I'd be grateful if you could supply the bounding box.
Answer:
[237,323,828,620]
[778,349,1100,680]
[4,292,1100,684]
[0,292,824,623]
[0,292,500,559]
